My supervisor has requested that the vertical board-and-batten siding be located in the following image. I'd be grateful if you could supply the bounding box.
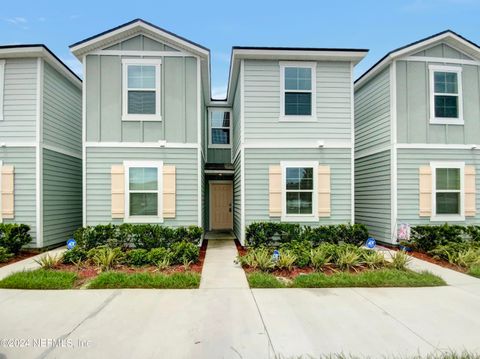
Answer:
[354,67,391,153]
[86,147,198,227]
[396,59,480,144]
[42,62,82,154]
[244,148,351,225]
[412,43,474,60]
[0,148,37,243]
[104,34,180,52]
[243,60,352,141]
[85,53,197,143]
[42,149,82,247]
[0,58,38,142]
[355,150,391,243]
[397,148,480,225]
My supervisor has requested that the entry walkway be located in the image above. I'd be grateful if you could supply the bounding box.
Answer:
[199,232,249,289]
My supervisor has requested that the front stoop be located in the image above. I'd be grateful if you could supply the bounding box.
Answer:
[200,237,249,289]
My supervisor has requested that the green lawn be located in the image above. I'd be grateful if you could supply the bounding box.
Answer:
[0,270,77,289]
[468,266,480,278]
[247,269,446,288]
[87,271,201,289]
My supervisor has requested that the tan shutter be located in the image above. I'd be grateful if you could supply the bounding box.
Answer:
[163,165,176,218]
[1,165,14,219]
[419,166,432,217]
[111,165,125,218]
[269,165,282,217]
[465,165,476,217]
[318,165,331,217]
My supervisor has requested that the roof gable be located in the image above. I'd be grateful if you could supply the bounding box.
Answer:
[70,18,209,59]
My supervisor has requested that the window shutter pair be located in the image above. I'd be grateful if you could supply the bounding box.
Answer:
[418,165,476,217]
[110,165,176,219]
[268,164,331,218]
[1,165,14,219]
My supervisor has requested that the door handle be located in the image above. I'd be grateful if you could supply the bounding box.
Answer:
[229,203,232,212]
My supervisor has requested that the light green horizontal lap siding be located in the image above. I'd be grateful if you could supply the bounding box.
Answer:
[85,147,198,227]
[103,34,179,52]
[233,153,242,240]
[85,55,197,143]
[244,148,351,226]
[42,149,82,247]
[0,58,37,142]
[232,74,241,157]
[354,67,391,153]
[42,62,82,154]
[243,60,352,141]
[396,60,480,144]
[397,148,480,226]
[412,43,474,60]
[0,147,36,245]
[207,148,231,163]
[355,150,391,243]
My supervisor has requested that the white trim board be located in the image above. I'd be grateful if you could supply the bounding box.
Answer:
[89,50,192,57]
[82,55,87,226]
[406,56,480,66]
[196,56,202,227]
[85,142,199,148]
[243,140,351,149]
[0,60,5,121]
[42,144,82,159]
[0,159,3,222]
[350,61,355,223]
[35,58,44,247]
[390,60,398,243]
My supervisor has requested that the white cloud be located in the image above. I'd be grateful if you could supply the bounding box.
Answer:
[4,17,29,30]
[211,85,227,100]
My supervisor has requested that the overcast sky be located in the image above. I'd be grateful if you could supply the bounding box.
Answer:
[1,0,479,99]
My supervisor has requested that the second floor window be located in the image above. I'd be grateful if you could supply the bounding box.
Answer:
[280,62,316,120]
[429,65,463,124]
[209,109,231,148]
[122,59,161,121]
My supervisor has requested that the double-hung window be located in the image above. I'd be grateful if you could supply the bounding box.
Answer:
[125,161,163,222]
[281,161,318,221]
[122,59,161,121]
[432,162,464,221]
[280,62,316,121]
[429,65,463,124]
[209,109,231,148]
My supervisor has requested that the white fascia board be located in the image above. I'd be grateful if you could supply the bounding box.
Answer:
[232,49,368,63]
[70,21,209,59]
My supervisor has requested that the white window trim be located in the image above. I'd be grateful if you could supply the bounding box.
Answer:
[279,61,317,122]
[0,60,5,121]
[429,65,463,125]
[122,58,162,122]
[281,161,318,222]
[124,160,163,223]
[430,161,465,222]
[208,108,232,149]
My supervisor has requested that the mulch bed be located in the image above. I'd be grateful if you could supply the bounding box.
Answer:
[0,250,40,268]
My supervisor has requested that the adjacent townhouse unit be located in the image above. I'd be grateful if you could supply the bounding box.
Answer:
[0,45,82,248]
[71,19,367,244]
[354,30,480,244]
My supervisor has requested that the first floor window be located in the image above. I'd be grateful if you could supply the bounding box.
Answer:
[128,166,160,216]
[285,166,314,215]
[435,167,461,215]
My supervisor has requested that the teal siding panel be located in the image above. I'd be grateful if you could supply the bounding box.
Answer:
[232,74,241,159]
[355,150,391,243]
[0,58,37,142]
[412,44,474,61]
[42,62,82,154]
[85,55,100,142]
[244,148,351,226]
[397,148,480,226]
[233,154,242,240]
[243,60,352,141]
[354,67,391,153]
[0,147,36,246]
[85,147,198,227]
[103,35,180,52]
[42,149,82,247]
[207,149,231,164]
[100,56,122,141]
[396,60,480,144]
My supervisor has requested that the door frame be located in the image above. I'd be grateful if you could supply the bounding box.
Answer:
[209,180,233,230]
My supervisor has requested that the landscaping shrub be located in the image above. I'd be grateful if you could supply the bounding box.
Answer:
[0,246,13,263]
[125,249,149,266]
[34,254,62,269]
[409,224,467,252]
[280,240,312,267]
[0,223,32,254]
[74,224,203,251]
[170,242,199,265]
[276,250,297,271]
[390,251,411,271]
[62,247,88,264]
[147,247,172,265]
[245,222,369,248]
[309,246,333,271]
[87,247,125,271]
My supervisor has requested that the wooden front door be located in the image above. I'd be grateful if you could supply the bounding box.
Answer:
[210,182,233,230]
